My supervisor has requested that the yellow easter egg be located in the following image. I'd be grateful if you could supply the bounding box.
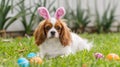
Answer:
[106,53,120,61]
[30,57,43,64]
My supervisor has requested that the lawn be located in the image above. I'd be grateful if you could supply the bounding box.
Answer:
[0,33,120,67]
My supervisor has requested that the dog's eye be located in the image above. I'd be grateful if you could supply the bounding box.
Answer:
[45,26,51,30]
[56,26,61,30]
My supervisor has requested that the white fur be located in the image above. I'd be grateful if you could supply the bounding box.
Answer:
[47,27,59,38]
[38,32,92,59]
[47,17,59,38]
[50,17,56,25]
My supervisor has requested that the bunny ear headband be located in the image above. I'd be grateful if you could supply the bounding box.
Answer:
[37,7,66,19]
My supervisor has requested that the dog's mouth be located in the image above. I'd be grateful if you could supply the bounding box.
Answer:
[49,35,58,39]
[49,36,55,39]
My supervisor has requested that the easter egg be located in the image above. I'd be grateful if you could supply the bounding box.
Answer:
[94,53,104,59]
[106,53,120,61]
[30,57,43,64]
[27,52,36,59]
[17,58,29,67]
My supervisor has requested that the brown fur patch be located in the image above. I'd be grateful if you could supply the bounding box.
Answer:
[57,20,72,46]
[34,20,52,46]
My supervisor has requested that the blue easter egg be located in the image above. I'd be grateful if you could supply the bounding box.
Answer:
[17,58,29,67]
[27,52,36,59]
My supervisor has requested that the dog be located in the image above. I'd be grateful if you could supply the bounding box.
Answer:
[34,7,92,59]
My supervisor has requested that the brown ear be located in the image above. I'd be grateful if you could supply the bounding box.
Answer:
[59,21,72,46]
[34,21,46,46]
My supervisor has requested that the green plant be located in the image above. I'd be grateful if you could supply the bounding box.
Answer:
[75,0,90,33]
[95,0,117,33]
[16,0,38,35]
[64,0,90,33]
[0,0,26,30]
[0,0,18,30]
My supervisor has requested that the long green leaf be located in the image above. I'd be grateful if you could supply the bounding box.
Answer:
[48,0,56,10]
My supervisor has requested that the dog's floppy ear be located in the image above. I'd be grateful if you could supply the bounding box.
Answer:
[59,21,71,46]
[54,7,66,19]
[38,7,50,19]
[34,21,46,46]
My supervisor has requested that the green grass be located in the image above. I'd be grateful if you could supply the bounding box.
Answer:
[1,33,120,67]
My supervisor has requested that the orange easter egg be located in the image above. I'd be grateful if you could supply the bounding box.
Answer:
[106,53,120,61]
[30,57,43,64]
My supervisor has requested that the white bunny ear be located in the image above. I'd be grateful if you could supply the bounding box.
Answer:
[54,7,66,19]
[37,7,50,19]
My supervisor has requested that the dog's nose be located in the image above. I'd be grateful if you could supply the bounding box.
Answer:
[51,31,55,35]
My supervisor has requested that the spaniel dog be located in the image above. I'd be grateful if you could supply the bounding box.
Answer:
[34,7,92,59]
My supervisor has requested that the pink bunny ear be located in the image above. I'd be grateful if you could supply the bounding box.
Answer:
[37,7,50,19]
[55,7,66,19]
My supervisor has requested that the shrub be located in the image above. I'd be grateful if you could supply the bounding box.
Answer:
[94,0,117,33]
